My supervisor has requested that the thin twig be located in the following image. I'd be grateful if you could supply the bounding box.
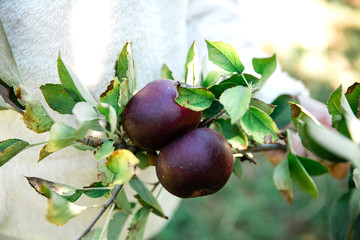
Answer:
[245,143,287,153]
[76,184,123,240]
[199,109,227,127]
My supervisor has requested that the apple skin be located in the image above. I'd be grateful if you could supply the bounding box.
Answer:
[122,79,202,151]
[156,128,234,198]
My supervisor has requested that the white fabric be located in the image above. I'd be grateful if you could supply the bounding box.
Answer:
[0,0,309,239]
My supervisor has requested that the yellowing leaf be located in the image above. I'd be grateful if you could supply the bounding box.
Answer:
[106,149,139,185]
[46,191,86,226]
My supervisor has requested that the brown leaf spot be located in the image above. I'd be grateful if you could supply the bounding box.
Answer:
[290,104,301,118]
[100,80,115,98]
[280,189,293,205]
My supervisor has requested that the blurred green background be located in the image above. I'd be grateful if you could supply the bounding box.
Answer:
[153,0,360,239]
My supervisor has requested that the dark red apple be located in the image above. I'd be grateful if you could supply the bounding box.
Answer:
[122,79,202,151]
[156,128,234,198]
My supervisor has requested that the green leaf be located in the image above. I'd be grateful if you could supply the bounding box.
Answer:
[206,40,244,75]
[94,140,115,160]
[202,71,221,88]
[39,123,76,161]
[209,82,237,99]
[352,214,360,240]
[233,157,243,179]
[25,176,82,202]
[250,98,275,116]
[175,84,214,111]
[46,190,87,226]
[327,85,353,137]
[129,177,165,218]
[107,211,129,240]
[135,152,150,170]
[219,85,252,123]
[222,73,249,87]
[287,152,318,199]
[270,95,297,128]
[185,41,199,85]
[301,119,360,167]
[115,187,133,214]
[40,84,77,114]
[83,228,102,240]
[105,150,139,185]
[330,191,353,240]
[215,118,247,149]
[345,82,360,117]
[241,106,279,143]
[21,89,54,133]
[0,139,29,167]
[57,54,96,105]
[161,64,175,80]
[99,77,121,117]
[83,182,109,198]
[296,155,329,176]
[116,42,136,95]
[273,159,293,204]
[202,101,224,119]
[97,103,117,135]
[252,54,277,80]
[0,20,22,88]
[126,207,151,240]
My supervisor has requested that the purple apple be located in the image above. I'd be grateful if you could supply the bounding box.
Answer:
[122,79,202,151]
[156,128,234,198]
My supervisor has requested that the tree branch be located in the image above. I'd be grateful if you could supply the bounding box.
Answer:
[76,184,123,240]
[245,143,287,152]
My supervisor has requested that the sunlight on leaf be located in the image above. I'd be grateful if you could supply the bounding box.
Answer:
[185,41,199,85]
[219,85,252,123]
[46,190,87,226]
[57,54,97,105]
[206,40,244,75]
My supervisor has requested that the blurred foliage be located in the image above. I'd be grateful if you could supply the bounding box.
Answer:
[154,155,346,240]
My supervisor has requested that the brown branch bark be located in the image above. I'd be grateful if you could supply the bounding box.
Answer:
[76,184,123,240]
